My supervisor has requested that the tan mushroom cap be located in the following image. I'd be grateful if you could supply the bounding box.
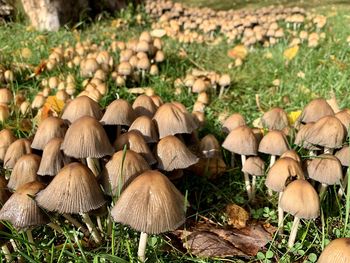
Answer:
[0,129,16,162]
[294,122,320,150]
[335,110,350,131]
[280,179,319,219]
[61,96,103,123]
[132,95,158,118]
[62,116,114,158]
[318,238,350,263]
[36,162,106,214]
[102,150,150,195]
[129,116,159,143]
[100,99,136,126]
[307,154,343,185]
[222,126,258,156]
[111,170,186,234]
[218,74,231,87]
[153,103,198,139]
[280,150,301,163]
[261,107,289,130]
[31,117,68,150]
[0,181,48,230]
[3,138,32,169]
[118,61,133,76]
[258,130,290,156]
[335,146,350,167]
[265,157,304,192]
[242,156,265,176]
[222,113,246,133]
[156,135,199,171]
[192,79,207,93]
[199,134,221,158]
[297,98,334,124]
[38,138,71,176]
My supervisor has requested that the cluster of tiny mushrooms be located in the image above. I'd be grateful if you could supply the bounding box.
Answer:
[0,0,349,262]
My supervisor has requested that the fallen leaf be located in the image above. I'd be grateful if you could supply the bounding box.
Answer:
[287,111,302,125]
[227,45,248,60]
[41,96,65,121]
[226,204,249,229]
[283,45,299,61]
[151,29,166,38]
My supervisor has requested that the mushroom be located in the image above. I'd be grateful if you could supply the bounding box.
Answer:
[280,179,319,248]
[242,156,265,200]
[132,95,158,118]
[218,74,230,98]
[3,138,32,170]
[296,98,334,126]
[111,170,186,262]
[0,129,16,162]
[261,107,289,131]
[318,238,350,263]
[129,116,159,144]
[335,145,350,196]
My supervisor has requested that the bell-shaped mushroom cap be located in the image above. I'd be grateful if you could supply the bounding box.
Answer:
[199,134,221,158]
[307,154,343,185]
[114,130,156,165]
[100,99,136,126]
[294,122,320,150]
[0,181,48,230]
[335,146,350,167]
[111,170,186,234]
[318,238,350,263]
[3,138,32,169]
[297,98,334,124]
[129,116,159,143]
[280,150,301,163]
[8,154,41,191]
[192,78,207,93]
[102,150,150,195]
[61,96,103,123]
[31,117,68,150]
[62,116,114,158]
[222,113,246,134]
[222,126,258,156]
[132,95,157,118]
[280,179,320,219]
[0,176,10,206]
[38,138,71,176]
[258,130,290,156]
[36,162,105,214]
[156,135,199,171]
[261,107,289,130]
[150,95,163,107]
[304,116,345,149]
[335,110,350,131]
[0,129,16,162]
[242,156,265,176]
[153,103,198,139]
[265,157,304,192]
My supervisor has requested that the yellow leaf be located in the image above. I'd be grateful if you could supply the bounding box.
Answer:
[41,96,65,121]
[288,110,302,125]
[227,45,248,60]
[283,45,299,61]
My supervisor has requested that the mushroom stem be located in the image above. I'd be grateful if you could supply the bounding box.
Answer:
[1,244,12,261]
[97,216,104,233]
[80,213,102,244]
[288,216,300,248]
[241,155,252,200]
[26,230,35,251]
[230,153,235,168]
[251,175,257,200]
[219,85,225,98]
[63,214,89,236]
[86,157,100,178]
[338,170,348,197]
[267,155,277,196]
[278,191,284,234]
[319,183,328,199]
[10,239,22,263]
[324,147,333,154]
[138,232,148,262]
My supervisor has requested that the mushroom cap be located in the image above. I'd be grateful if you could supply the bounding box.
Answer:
[304,116,345,149]
[242,156,265,176]
[0,181,48,230]
[294,122,320,150]
[199,134,221,158]
[31,117,68,150]
[0,176,10,207]
[265,157,304,192]
[102,150,150,195]
[8,153,41,191]
[335,110,350,132]
[218,74,231,87]
[0,129,16,162]
[222,113,246,133]
[280,179,319,219]
[100,99,136,126]
[280,150,301,163]
[36,162,106,214]
[318,238,350,263]
[38,138,71,176]
[335,146,350,167]
[222,126,258,156]
[153,103,197,139]
[307,154,343,185]
[118,61,133,76]
[61,96,103,123]
[261,107,289,131]
[111,170,186,234]
[129,116,159,143]
[156,135,199,171]
[192,79,207,93]
[62,116,114,158]
[258,130,290,156]
[132,95,157,118]
[297,98,334,124]
[3,138,32,169]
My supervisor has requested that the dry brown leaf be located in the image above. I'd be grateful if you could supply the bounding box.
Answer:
[226,204,249,229]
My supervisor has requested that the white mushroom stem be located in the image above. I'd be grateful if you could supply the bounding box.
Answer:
[97,216,104,234]
[241,155,252,200]
[324,147,333,154]
[251,175,257,200]
[1,244,12,261]
[267,155,277,196]
[319,183,328,198]
[338,170,348,197]
[26,230,35,251]
[63,214,89,236]
[138,232,148,262]
[80,213,102,244]
[288,216,300,248]
[219,85,225,98]
[10,239,22,263]
[278,192,284,234]
[86,157,100,178]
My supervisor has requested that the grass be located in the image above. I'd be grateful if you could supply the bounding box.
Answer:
[0,0,350,262]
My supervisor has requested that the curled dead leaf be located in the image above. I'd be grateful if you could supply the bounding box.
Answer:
[226,204,249,229]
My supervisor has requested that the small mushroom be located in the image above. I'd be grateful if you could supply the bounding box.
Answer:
[318,238,350,263]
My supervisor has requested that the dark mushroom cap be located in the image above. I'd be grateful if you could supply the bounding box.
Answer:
[0,129,16,162]
[242,156,265,176]
[132,95,157,118]
[36,162,106,214]
[199,134,221,158]
[111,170,186,234]
[62,116,114,158]
[222,126,258,156]
[258,130,290,156]
[307,154,343,185]
[335,146,350,167]
[261,107,289,130]
[3,138,32,169]
[222,113,246,134]
[280,179,319,219]
[0,181,48,230]
[129,116,159,143]
[297,98,334,124]
[318,238,350,263]
[100,99,136,126]
[0,176,10,207]
[294,122,320,150]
